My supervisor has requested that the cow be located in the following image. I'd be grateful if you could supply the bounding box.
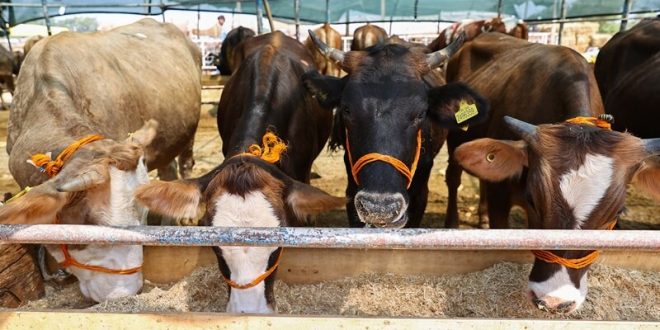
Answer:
[304,23,343,77]
[427,18,507,52]
[508,21,529,40]
[303,31,489,228]
[443,32,604,229]
[134,31,343,313]
[455,116,660,312]
[594,16,660,139]
[351,23,388,51]
[0,18,201,303]
[0,44,17,109]
[23,35,45,57]
[217,26,256,75]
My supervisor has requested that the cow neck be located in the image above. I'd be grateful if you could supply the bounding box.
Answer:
[32,134,142,276]
[222,248,283,290]
[532,115,616,270]
[345,128,422,189]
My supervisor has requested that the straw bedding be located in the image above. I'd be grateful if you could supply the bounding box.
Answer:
[19,262,659,320]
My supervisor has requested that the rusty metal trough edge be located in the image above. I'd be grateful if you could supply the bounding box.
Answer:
[0,225,657,250]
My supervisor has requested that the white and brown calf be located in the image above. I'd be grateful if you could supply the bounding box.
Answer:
[0,121,158,302]
[135,156,345,313]
[455,116,660,313]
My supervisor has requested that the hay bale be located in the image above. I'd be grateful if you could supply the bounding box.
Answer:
[17,262,659,320]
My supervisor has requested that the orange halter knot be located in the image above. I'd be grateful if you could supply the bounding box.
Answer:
[30,135,143,276]
[238,131,288,164]
[345,129,422,189]
[222,248,284,290]
[532,115,615,269]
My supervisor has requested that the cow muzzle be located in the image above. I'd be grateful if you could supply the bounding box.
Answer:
[354,191,408,228]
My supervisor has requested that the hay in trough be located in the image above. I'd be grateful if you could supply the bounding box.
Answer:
[18,262,659,320]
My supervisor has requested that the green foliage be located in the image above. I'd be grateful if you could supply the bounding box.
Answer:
[598,20,620,33]
[52,17,98,32]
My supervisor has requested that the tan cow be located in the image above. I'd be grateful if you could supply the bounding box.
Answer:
[1,18,201,303]
[304,23,343,77]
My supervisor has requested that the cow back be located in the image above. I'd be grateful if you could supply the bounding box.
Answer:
[304,23,343,77]
[8,18,201,187]
[351,24,388,51]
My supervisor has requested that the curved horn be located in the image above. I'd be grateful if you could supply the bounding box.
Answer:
[427,32,466,69]
[644,138,660,155]
[56,169,108,192]
[308,30,345,63]
[504,116,539,143]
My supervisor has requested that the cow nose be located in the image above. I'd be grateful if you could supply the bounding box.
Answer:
[530,291,576,313]
[354,191,407,227]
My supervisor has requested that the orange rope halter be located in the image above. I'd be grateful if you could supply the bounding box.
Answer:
[31,135,104,177]
[238,132,287,164]
[532,221,617,269]
[222,248,283,290]
[345,129,422,189]
[32,135,142,276]
[532,115,616,269]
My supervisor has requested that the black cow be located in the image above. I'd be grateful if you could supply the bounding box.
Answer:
[594,16,660,138]
[218,26,256,75]
[304,31,489,228]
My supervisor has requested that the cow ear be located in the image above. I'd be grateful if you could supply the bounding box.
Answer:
[0,183,68,224]
[134,180,202,219]
[454,138,528,182]
[126,119,159,147]
[302,70,345,109]
[631,157,660,201]
[427,82,490,130]
[287,181,346,220]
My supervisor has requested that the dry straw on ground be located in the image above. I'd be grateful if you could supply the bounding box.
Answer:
[19,262,660,320]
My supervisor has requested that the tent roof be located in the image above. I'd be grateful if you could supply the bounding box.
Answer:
[2,0,659,27]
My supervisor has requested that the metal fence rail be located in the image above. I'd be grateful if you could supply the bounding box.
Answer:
[0,225,658,251]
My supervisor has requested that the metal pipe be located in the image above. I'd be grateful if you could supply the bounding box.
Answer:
[325,0,329,23]
[0,225,658,251]
[41,0,52,36]
[255,0,263,34]
[294,0,300,40]
[496,0,503,18]
[557,0,567,45]
[262,0,275,32]
[620,0,632,31]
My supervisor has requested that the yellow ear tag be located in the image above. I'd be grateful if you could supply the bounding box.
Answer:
[455,100,479,125]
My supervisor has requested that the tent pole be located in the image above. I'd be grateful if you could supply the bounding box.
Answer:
[294,0,300,40]
[325,0,330,23]
[263,0,275,32]
[41,0,52,36]
[620,0,632,31]
[196,4,200,39]
[496,0,503,18]
[255,0,264,34]
[557,0,567,45]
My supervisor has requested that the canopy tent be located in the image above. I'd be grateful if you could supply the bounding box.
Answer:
[1,0,658,27]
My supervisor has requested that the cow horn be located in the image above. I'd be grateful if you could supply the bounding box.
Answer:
[504,116,539,142]
[56,169,108,192]
[426,32,466,69]
[308,30,345,63]
[643,138,660,155]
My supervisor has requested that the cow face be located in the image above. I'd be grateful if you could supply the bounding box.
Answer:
[303,31,488,228]
[0,120,158,302]
[455,116,660,312]
[135,157,344,313]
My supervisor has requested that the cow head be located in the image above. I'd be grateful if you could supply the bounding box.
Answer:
[303,30,488,228]
[0,120,158,302]
[135,156,344,313]
[455,116,660,312]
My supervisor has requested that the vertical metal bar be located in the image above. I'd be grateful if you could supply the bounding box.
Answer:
[196,4,200,39]
[558,0,567,45]
[0,12,12,53]
[160,0,165,22]
[294,0,300,40]
[41,0,52,36]
[496,0,503,18]
[345,9,350,37]
[325,0,330,23]
[381,0,385,20]
[263,0,275,32]
[620,0,632,31]
[256,0,264,34]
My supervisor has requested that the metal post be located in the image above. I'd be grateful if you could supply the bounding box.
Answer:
[0,14,12,53]
[263,0,275,32]
[496,0,503,18]
[196,4,200,39]
[325,0,330,23]
[345,9,350,37]
[558,0,567,45]
[255,0,263,34]
[41,0,52,36]
[294,0,300,40]
[620,0,632,31]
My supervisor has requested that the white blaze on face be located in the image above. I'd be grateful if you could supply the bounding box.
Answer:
[55,160,149,302]
[528,266,588,312]
[212,192,280,314]
[559,153,614,228]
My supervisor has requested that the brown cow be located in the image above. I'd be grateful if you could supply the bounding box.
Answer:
[1,18,201,303]
[23,35,45,56]
[217,26,255,75]
[351,23,388,50]
[594,16,660,139]
[305,23,343,77]
[456,116,660,312]
[427,18,507,52]
[444,32,603,230]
